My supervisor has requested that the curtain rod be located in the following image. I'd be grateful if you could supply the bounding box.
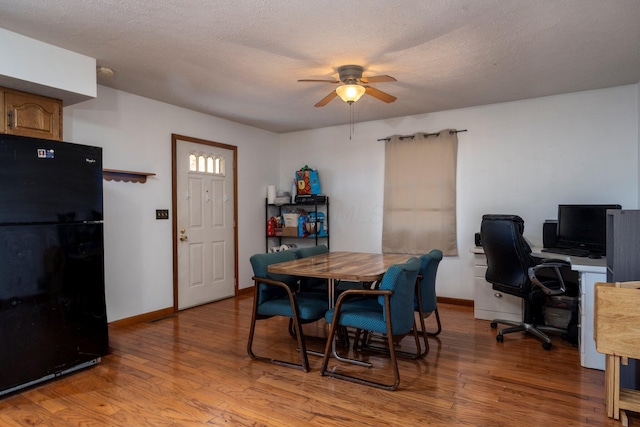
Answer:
[377,129,467,142]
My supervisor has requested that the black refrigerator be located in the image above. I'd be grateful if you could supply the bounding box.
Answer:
[0,134,108,396]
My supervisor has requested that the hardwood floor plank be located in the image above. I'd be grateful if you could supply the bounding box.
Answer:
[0,294,635,426]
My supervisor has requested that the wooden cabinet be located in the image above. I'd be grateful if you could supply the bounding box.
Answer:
[595,282,640,424]
[606,209,640,283]
[605,209,640,389]
[1,87,63,141]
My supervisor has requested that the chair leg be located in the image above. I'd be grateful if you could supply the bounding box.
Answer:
[247,291,311,372]
[356,319,426,359]
[320,313,340,374]
[321,296,401,390]
[490,318,524,329]
[523,324,552,344]
[360,305,431,359]
[288,318,296,338]
[337,326,350,348]
[491,317,564,350]
[352,328,367,351]
[416,307,442,337]
[384,294,402,390]
[247,302,259,359]
[291,315,311,371]
[402,319,425,359]
[416,313,430,358]
[413,305,434,357]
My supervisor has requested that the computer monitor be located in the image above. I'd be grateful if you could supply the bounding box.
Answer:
[556,204,621,255]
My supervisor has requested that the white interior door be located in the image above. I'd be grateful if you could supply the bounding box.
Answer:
[175,137,236,310]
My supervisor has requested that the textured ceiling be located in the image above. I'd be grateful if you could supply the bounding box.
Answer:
[1,0,639,133]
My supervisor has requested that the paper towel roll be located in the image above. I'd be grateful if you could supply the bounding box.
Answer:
[267,185,276,204]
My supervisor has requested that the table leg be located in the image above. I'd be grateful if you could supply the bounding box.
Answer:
[614,356,622,420]
[605,354,614,418]
[620,410,628,427]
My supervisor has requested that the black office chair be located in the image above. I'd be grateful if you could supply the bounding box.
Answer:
[480,214,572,350]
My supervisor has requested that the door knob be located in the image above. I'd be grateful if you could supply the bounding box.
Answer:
[179,228,188,241]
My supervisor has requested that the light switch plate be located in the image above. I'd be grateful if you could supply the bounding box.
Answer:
[156,209,169,220]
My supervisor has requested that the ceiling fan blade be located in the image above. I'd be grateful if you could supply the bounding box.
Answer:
[365,86,397,103]
[298,79,340,83]
[360,75,397,84]
[314,90,338,107]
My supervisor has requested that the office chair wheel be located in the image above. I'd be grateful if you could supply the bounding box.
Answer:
[496,334,504,343]
[542,342,552,351]
[490,322,497,329]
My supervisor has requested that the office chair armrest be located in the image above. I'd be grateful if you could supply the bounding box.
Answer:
[527,261,568,296]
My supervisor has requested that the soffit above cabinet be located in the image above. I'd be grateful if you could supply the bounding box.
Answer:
[0,28,96,106]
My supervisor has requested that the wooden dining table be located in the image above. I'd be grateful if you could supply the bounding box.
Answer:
[267,251,412,308]
[268,251,413,366]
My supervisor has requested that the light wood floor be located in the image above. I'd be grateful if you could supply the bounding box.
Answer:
[0,295,635,426]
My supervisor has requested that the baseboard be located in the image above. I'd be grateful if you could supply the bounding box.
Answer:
[236,287,253,296]
[108,288,253,327]
[438,296,474,307]
[108,307,175,328]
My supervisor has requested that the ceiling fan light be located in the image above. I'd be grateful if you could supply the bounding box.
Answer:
[336,84,366,103]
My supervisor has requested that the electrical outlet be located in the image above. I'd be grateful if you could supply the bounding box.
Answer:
[156,209,169,220]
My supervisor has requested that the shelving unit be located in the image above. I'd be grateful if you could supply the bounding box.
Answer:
[265,197,329,252]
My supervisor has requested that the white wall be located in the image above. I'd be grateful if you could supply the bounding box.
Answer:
[279,84,639,300]
[61,83,638,321]
[64,86,280,322]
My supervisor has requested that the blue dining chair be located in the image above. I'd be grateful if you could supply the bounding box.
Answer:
[354,249,443,359]
[294,245,330,293]
[413,249,444,355]
[247,251,328,372]
[320,257,421,390]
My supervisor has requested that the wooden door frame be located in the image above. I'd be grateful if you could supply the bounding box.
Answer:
[171,134,239,312]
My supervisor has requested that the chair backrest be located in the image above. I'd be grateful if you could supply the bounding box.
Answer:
[417,249,443,313]
[480,214,536,296]
[377,257,421,335]
[249,250,299,303]
[294,244,328,259]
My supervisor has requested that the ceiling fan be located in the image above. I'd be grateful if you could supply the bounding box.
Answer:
[298,65,397,107]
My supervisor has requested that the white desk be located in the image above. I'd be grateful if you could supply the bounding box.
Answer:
[472,247,606,370]
[532,249,606,370]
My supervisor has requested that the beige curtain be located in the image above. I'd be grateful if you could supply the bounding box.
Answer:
[382,130,458,256]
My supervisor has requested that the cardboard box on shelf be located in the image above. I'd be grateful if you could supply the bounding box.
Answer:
[283,214,299,227]
[281,226,298,237]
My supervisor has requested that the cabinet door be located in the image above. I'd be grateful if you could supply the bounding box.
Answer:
[473,253,523,321]
[3,89,62,141]
[474,277,524,321]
